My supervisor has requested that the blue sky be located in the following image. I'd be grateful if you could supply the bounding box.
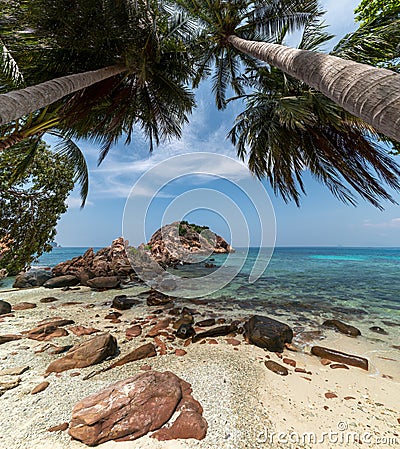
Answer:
[54,0,400,248]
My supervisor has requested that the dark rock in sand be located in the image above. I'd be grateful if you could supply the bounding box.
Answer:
[104,311,121,320]
[147,290,173,306]
[48,422,69,432]
[13,302,37,310]
[86,276,120,290]
[244,315,293,352]
[39,297,59,303]
[264,360,289,376]
[46,333,118,373]
[111,295,140,310]
[13,269,52,288]
[69,371,205,445]
[0,334,22,345]
[176,323,195,339]
[173,313,194,329]
[44,275,80,289]
[195,318,216,327]
[322,319,361,337]
[23,319,74,341]
[192,322,239,343]
[0,300,11,315]
[369,326,388,335]
[147,319,171,337]
[311,346,369,370]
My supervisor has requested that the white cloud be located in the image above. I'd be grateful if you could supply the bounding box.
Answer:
[66,196,94,209]
[363,218,400,229]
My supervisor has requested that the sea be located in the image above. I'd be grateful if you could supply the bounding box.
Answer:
[1,246,399,327]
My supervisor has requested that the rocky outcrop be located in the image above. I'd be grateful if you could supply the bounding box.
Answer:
[52,238,134,284]
[68,371,207,445]
[244,315,293,352]
[46,333,118,373]
[145,221,234,268]
[13,269,52,288]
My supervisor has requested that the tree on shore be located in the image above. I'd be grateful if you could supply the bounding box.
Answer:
[0,141,75,275]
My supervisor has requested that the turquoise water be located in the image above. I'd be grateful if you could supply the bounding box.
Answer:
[2,247,400,326]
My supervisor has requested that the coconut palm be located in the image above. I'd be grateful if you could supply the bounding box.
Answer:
[228,15,400,208]
[174,0,400,143]
[0,0,196,159]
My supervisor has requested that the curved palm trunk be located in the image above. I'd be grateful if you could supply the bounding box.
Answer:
[227,35,400,142]
[0,64,127,125]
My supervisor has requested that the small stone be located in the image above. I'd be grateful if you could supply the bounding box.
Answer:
[68,326,100,336]
[330,363,349,369]
[140,365,152,371]
[369,326,388,335]
[283,358,296,367]
[126,325,142,339]
[31,381,50,394]
[325,392,338,399]
[196,319,216,327]
[175,349,187,356]
[70,372,81,377]
[226,338,241,346]
[40,297,59,303]
[344,396,356,400]
[104,312,122,320]
[264,360,289,376]
[320,358,331,366]
[207,339,218,344]
[48,422,69,432]
[12,302,37,310]
[295,368,307,373]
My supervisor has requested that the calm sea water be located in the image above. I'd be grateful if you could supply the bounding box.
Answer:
[2,247,399,325]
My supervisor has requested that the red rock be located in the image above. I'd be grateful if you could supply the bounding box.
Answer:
[311,346,369,370]
[70,372,81,377]
[265,360,289,376]
[330,363,349,369]
[126,325,142,339]
[104,312,121,320]
[283,358,296,367]
[147,318,171,337]
[152,377,207,441]
[13,302,37,310]
[207,339,218,344]
[31,381,49,394]
[68,326,100,336]
[22,319,74,341]
[320,358,331,366]
[344,396,356,400]
[226,338,241,346]
[105,343,157,370]
[301,376,312,381]
[0,334,23,345]
[325,392,338,399]
[154,337,167,356]
[184,339,191,347]
[48,422,69,432]
[68,371,183,445]
[324,406,329,410]
[46,333,118,373]
[140,365,152,371]
[175,349,187,356]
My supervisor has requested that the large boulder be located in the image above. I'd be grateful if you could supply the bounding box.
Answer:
[43,275,80,289]
[68,371,207,445]
[46,333,118,373]
[86,276,120,290]
[244,315,293,352]
[13,269,52,289]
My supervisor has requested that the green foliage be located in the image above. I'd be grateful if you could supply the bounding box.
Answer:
[355,0,399,25]
[0,141,75,274]
[178,221,209,236]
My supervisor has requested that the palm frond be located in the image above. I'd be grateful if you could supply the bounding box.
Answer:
[0,39,25,88]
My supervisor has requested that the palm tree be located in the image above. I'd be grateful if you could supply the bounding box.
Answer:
[175,0,400,143]
[0,0,196,158]
[228,14,400,208]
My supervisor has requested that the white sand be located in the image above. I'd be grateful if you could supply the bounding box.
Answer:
[0,286,399,449]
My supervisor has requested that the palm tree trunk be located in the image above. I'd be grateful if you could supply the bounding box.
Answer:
[227,35,400,142]
[0,132,25,151]
[0,64,127,125]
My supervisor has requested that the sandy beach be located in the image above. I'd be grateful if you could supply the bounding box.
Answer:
[0,285,399,449]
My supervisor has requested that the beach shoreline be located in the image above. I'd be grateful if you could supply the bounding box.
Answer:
[0,285,398,449]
